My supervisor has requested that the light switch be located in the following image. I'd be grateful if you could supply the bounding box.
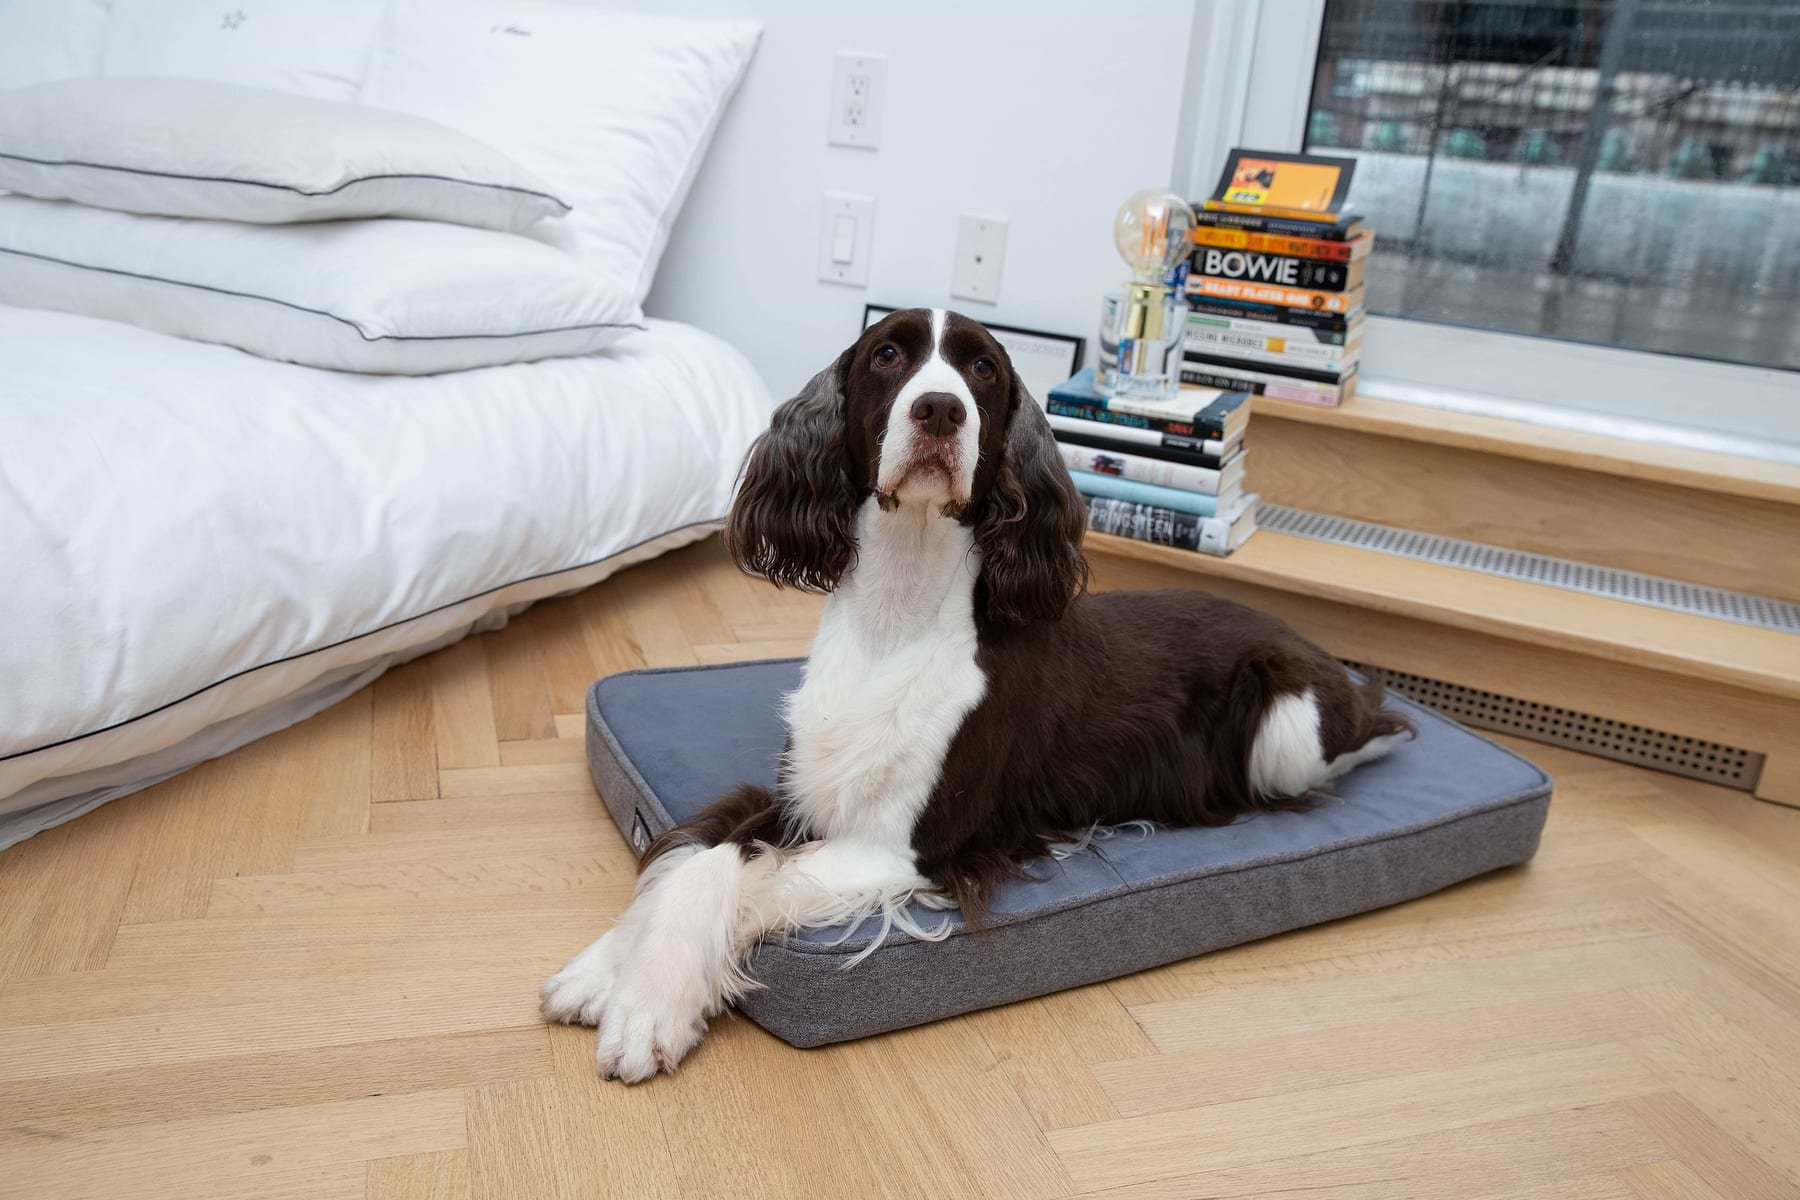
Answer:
[818,192,875,287]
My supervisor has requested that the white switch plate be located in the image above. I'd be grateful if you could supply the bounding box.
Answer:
[828,52,884,149]
[950,213,1008,304]
[818,192,875,287]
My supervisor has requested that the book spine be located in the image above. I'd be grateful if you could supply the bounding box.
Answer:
[1185,311,1350,346]
[1083,497,1201,552]
[1191,227,1369,262]
[1096,392,1236,436]
[1193,248,1359,293]
[1056,441,1226,494]
[1180,365,1348,407]
[1193,210,1357,239]
[1183,348,1349,386]
[1184,326,1358,369]
[1203,199,1347,223]
[1071,470,1219,517]
[1187,276,1359,313]
[1085,496,1259,556]
[1184,295,1354,334]
[1046,399,1225,451]
[1050,424,1227,469]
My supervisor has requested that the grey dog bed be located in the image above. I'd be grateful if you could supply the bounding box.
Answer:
[586,659,1551,1048]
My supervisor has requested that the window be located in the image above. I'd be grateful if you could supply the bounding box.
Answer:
[1306,0,1799,373]
[1183,0,1800,454]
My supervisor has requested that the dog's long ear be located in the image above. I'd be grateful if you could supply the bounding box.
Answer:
[727,346,860,592]
[973,373,1088,625]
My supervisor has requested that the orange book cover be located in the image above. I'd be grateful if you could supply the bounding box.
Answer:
[1186,277,1363,314]
[1192,227,1373,263]
[1205,149,1356,222]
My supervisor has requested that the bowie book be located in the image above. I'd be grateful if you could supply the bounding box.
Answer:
[1193,246,1366,294]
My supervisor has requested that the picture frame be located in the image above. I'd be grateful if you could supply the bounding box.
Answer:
[862,304,1085,402]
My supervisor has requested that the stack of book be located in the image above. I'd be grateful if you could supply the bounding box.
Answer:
[1045,367,1258,556]
[1180,149,1370,407]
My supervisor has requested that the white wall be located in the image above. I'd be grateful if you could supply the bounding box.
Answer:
[613,1,1197,399]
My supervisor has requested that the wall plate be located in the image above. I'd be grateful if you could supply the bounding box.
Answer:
[950,213,1008,304]
[828,52,885,149]
[818,192,875,287]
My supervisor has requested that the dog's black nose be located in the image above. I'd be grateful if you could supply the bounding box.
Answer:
[909,392,966,438]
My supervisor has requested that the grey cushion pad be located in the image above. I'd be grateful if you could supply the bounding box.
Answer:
[586,659,1551,1048]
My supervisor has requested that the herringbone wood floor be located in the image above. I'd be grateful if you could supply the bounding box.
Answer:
[3,535,1798,1199]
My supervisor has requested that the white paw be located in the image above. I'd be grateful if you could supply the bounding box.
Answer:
[594,966,709,1083]
[540,927,630,1027]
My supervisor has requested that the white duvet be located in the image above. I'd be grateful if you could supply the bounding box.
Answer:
[0,305,771,848]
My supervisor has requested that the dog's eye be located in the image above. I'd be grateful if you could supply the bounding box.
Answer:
[873,344,900,368]
[972,357,996,381]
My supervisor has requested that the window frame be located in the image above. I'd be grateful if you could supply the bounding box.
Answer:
[1176,0,1800,462]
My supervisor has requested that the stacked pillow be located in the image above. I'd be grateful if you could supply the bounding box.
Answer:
[0,1,761,374]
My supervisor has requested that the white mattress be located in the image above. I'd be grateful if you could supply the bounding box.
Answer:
[0,305,771,849]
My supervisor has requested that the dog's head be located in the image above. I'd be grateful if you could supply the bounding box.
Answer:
[728,308,1087,625]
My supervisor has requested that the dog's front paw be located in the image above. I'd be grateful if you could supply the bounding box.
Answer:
[594,968,709,1083]
[540,927,629,1027]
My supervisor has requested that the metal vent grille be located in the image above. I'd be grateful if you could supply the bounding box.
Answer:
[1346,661,1764,791]
[1261,505,1800,635]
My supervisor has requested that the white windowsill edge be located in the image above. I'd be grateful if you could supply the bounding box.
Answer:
[1357,316,1800,467]
[1356,375,1800,468]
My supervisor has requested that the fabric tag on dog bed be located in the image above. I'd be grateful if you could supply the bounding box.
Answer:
[585,659,1551,1048]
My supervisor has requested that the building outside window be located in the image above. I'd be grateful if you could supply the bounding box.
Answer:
[1305,0,1798,373]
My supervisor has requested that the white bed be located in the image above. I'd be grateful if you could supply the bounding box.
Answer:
[0,305,770,849]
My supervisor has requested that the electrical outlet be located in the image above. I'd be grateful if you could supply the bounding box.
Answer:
[828,52,884,149]
[950,214,1008,304]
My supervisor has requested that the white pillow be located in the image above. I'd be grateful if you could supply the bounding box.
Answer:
[0,78,569,233]
[0,0,110,90]
[102,0,384,102]
[0,196,643,374]
[362,0,760,301]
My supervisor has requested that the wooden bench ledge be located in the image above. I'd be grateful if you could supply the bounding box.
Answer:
[1086,529,1800,703]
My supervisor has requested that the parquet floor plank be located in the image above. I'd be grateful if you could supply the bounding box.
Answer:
[1,534,1795,1198]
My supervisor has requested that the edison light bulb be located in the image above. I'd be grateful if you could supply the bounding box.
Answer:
[1103,189,1194,398]
[1113,189,1194,283]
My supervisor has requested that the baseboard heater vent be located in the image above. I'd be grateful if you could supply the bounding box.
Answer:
[1345,661,1764,791]
[1261,505,1800,635]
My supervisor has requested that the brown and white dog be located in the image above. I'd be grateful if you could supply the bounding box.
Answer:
[544,308,1409,1080]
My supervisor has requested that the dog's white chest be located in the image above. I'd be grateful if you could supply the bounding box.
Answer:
[781,508,987,847]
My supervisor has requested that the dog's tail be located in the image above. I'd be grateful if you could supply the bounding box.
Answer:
[1217,655,1414,807]
[1211,650,1321,814]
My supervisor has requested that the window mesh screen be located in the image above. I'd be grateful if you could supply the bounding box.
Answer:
[1307,0,1800,371]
